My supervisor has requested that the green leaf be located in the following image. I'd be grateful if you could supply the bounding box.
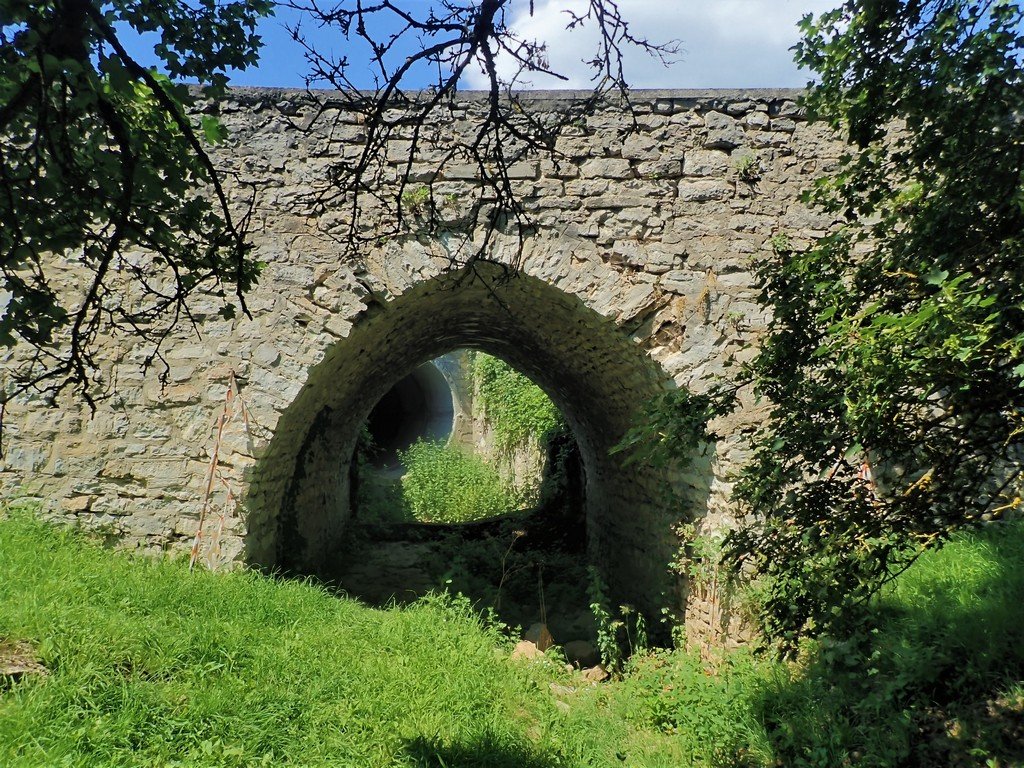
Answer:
[201,115,229,145]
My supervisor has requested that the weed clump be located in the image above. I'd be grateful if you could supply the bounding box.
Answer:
[399,439,526,524]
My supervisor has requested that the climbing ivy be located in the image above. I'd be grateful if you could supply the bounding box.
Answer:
[472,353,564,453]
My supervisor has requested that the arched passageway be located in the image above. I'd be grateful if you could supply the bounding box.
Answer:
[244,264,701,616]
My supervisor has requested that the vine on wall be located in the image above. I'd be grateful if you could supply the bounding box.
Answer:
[471,353,564,454]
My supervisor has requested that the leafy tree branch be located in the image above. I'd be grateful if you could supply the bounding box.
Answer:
[0,0,271,407]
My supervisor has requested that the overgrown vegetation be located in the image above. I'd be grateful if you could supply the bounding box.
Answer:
[586,567,648,677]
[723,0,1024,651]
[356,354,568,525]
[472,353,564,454]
[399,439,528,524]
[620,0,1024,653]
[355,439,525,525]
[2,513,1022,766]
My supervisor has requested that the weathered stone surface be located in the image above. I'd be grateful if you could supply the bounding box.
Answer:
[0,88,844,650]
[0,639,48,683]
[511,640,544,661]
[678,179,734,202]
[704,111,746,150]
[621,134,661,161]
[580,158,634,179]
[581,665,609,683]
[744,111,770,130]
[684,149,731,177]
[524,622,555,652]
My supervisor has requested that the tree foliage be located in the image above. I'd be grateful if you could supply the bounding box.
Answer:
[722,0,1024,651]
[0,0,271,404]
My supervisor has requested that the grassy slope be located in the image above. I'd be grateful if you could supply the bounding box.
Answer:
[0,516,673,767]
[1,514,1023,767]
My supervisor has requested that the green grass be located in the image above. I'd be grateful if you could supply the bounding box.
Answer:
[399,440,527,524]
[2,512,1023,767]
[748,520,1024,767]
[0,514,682,766]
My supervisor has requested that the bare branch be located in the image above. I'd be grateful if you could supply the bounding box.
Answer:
[283,0,678,271]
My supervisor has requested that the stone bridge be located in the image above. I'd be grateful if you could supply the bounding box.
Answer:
[0,88,840,637]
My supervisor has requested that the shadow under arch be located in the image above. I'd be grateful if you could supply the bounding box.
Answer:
[244,263,699,615]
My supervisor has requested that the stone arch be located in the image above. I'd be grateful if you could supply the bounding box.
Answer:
[244,263,693,614]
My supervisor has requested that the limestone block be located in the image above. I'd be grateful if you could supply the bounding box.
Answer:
[617,282,658,322]
[725,99,757,116]
[751,132,792,149]
[442,164,478,180]
[252,342,281,368]
[703,111,745,150]
[540,158,579,179]
[621,134,660,161]
[636,159,682,179]
[771,118,797,133]
[580,158,633,179]
[677,180,734,202]
[60,495,93,513]
[554,135,594,157]
[770,99,803,117]
[506,161,540,179]
[684,149,730,177]
[744,111,770,130]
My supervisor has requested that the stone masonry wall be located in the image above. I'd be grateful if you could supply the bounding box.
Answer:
[0,88,843,642]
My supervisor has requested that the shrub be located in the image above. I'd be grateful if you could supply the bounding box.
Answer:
[399,439,525,523]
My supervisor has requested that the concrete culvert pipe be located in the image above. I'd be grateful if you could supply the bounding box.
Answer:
[365,363,455,471]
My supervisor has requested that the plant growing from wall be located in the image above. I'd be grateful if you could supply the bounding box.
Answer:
[612,386,738,646]
[670,523,733,646]
[472,352,565,454]
[733,152,762,184]
[613,386,735,476]
[399,185,432,216]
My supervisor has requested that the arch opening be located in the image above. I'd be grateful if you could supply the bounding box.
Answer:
[355,348,574,525]
[347,347,592,638]
[245,264,708,635]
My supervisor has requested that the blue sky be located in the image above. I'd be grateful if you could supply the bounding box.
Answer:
[119,1,835,90]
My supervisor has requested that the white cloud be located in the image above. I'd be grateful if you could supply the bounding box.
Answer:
[466,0,837,89]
